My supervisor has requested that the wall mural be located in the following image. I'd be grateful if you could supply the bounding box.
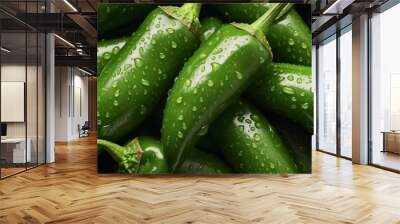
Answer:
[97,3,313,174]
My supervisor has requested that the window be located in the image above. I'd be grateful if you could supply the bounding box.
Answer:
[0,2,46,179]
[370,3,400,171]
[339,26,352,158]
[312,45,317,150]
[317,35,337,154]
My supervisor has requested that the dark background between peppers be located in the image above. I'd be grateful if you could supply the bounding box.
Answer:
[97,3,313,174]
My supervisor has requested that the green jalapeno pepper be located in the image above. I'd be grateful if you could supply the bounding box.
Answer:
[97,36,129,74]
[199,16,223,42]
[208,99,299,173]
[162,4,288,171]
[217,3,311,66]
[98,4,154,37]
[98,137,230,174]
[247,63,313,133]
[177,149,232,174]
[265,111,311,173]
[98,4,201,143]
[98,137,169,174]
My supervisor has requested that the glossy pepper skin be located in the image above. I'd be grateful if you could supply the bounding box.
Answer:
[209,100,299,173]
[98,4,201,143]
[199,17,223,42]
[177,148,232,174]
[266,111,311,173]
[97,36,129,74]
[162,4,286,171]
[97,137,169,174]
[217,3,311,66]
[97,4,154,36]
[98,137,230,174]
[247,63,313,133]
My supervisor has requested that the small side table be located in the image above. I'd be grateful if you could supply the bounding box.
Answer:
[381,131,400,154]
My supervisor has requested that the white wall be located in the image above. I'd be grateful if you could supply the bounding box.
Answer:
[54,67,89,141]
[1,63,46,164]
[72,73,89,138]
[1,65,26,140]
[55,66,69,141]
[1,65,36,138]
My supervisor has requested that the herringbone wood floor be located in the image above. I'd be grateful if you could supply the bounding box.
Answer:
[1,136,400,224]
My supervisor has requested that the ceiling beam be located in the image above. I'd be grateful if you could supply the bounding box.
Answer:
[67,13,97,46]
[11,13,83,32]
[55,55,96,73]
[52,0,97,47]
[322,0,356,14]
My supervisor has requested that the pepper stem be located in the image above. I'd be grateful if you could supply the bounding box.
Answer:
[160,3,202,33]
[251,3,289,34]
[97,139,141,173]
[276,4,294,21]
[97,139,125,163]
[177,3,202,20]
